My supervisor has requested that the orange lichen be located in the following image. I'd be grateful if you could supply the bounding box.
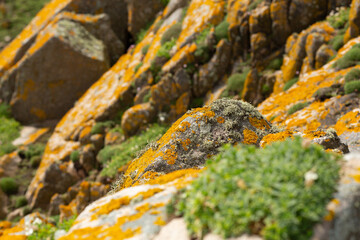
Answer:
[217,116,225,124]
[249,117,270,130]
[147,169,201,185]
[334,109,360,135]
[260,130,295,148]
[91,197,131,220]
[303,130,326,139]
[242,128,258,145]
[154,216,166,226]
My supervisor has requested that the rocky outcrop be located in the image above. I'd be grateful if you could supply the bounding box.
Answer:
[345,0,360,43]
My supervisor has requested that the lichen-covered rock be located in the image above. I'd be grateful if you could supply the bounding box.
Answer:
[315,44,337,69]
[344,0,360,43]
[2,18,109,123]
[57,170,200,240]
[0,152,21,178]
[0,189,8,220]
[193,39,232,97]
[270,0,292,46]
[122,99,271,189]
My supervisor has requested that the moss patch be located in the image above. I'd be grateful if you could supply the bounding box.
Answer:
[0,103,21,157]
[333,44,360,70]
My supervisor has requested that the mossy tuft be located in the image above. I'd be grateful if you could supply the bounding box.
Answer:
[344,68,360,83]
[283,77,299,91]
[0,177,19,195]
[333,44,360,70]
[288,102,310,115]
[344,80,360,94]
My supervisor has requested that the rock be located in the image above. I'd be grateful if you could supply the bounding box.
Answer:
[204,234,263,240]
[49,193,66,216]
[79,144,96,173]
[305,33,326,70]
[345,0,360,43]
[90,134,105,153]
[134,86,151,105]
[315,44,337,69]
[0,189,8,220]
[57,171,199,240]
[4,18,109,124]
[154,218,190,240]
[12,126,49,146]
[6,208,24,222]
[288,0,328,33]
[309,129,350,153]
[164,0,190,18]
[270,0,292,46]
[122,99,272,189]
[56,12,125,64]
[193,39,232,97]
[127,0,165,38]
[29,162,79,209]
[0,152,21,178]
[121,103,156,138]
[167,92,191,123]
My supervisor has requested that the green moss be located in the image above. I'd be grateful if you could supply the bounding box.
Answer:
[214,20,229,42]
[262,84,271,95]
[0,177,19,195]
[333,44,360,70]
[143,91,152,103]
[344,80,360,94]
[141,44,150,55]
[160,22,182,45]
[288,102,310,115]
[266,58,283,71]
[14,196,27,208]
[329,34,345,51]
[327,8,350,29]
[0,103,21,157]
[134,62,143,73]
[99,124,168,177]
[0,0,50,41]
[135,21,153,44]
[70,150,80,162]
[150,60,162,82]
[30,155,41,168]
[91,121,114,135]
[344,68,360,83]
[156,38,176,59]
[227,72,248,92]
[283,77,299,91]
[19,143,45,160]
[248,0,264,10]
[175,137,340,239]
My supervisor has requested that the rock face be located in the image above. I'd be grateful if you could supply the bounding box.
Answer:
[345,0,360,43]
[122,99,272,188]
[4,19,109,123]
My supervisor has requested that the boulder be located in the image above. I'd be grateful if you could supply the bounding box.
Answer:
[315,44,337,69]
[0,152,21,178]
[270,0,292,46]
[345,0,360,43]
[4,18,109,124]
[122,99,272,189]
[0,189,7,220]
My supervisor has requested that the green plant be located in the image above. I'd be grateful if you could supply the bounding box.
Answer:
[70,150,80,162]
[134,62,143,73]
[150,61,162,82]
[30,155,42,168]
[160,0,169,6]
[227,72,248,92]
[0,177,19,195]
[288,102,310,115]
[190,97,204,108]
[262,84,271,95]
[175,137,340,239]
[142,44,150,55]
[14,196,28,208]
[266,58,283,71]
[91,121,114,135]
[0,103,21,156]
[329,34,345,51]
[345,68,360,83]
[344,80,360,94]
[214,20,229,42]
[283,77,299,91]
[0,103,11,118]
[19,143,45,160]
[160,22,182,45]
[136,21,153,43]
[99,124,168,177]
[327,7,350,29]
[156,38,176,59]
[248,0,264,10]
[333,44,360,70]
[143,92,152,103]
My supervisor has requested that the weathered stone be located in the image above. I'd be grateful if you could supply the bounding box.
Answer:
[134,86,151,105]
[90,134,105,153]
[48,193,66,216]
[122,99,272,188]
[345,0,360,43]
[250,32,270,63]
[249,5,271,35]
[306,33,326,69]
[80,144,96,173]
[121,103,156,138]
[0,152,21,178]
[7,209,25,222]
[154,218,190,240]
[0,189,7,220]
[164,0,190,18]
[127,0,165,38]
[270,0,292,46]
[315,44,337,69]
[193,40,232,97]
[4,19,109,124]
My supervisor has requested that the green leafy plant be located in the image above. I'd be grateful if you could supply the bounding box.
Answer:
[283,77,299,91]
[99,124,168,177]
[333,44,360,70]
[329,34,345,51]
[160,22,182,45]
[266,58,283,71]
[19,143,45,160]
[0,103,21,157]
[175,137,340,239]
[0,103,11,118]
[14,196,28,208]
[214,20,229,42]
[0,177,19,195]
[156,38,176,59]
[91,121,114,135]
[288,102,310,115]
[344,68,360,83]
[327,7,350,29]
[136,21,153,44]
[70,150,80,162]
[344,80,360,94]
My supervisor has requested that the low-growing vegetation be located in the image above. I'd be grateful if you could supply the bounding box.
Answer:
[156,38,176,59]
[266,58,283,71]
[0,177,19,195]
[214,19,229,42]
[160,22,182,45]
[70,150,80,162]
[333,44,360,70]
[98,124,168,177]
[344,80,360,94]
[327,7,350,29]
[0,103,21,156]
[283,77,299,91]
[173,137,340,239]
[344,68,360,83]
[288,102,310,115]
